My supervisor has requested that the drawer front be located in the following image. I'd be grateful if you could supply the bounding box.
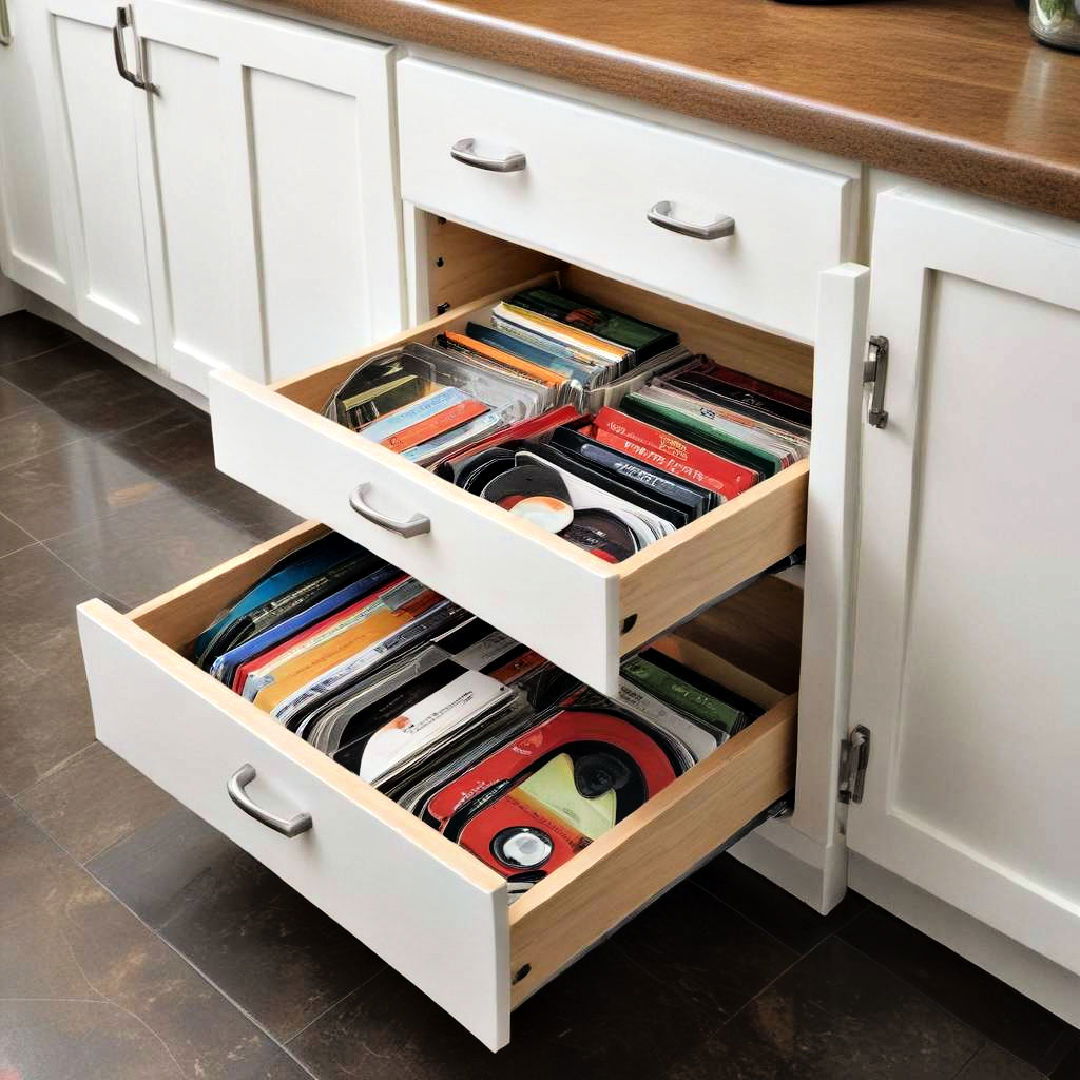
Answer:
[210,371,621,690]
[397,58,854,343]
[77,594,511,1050]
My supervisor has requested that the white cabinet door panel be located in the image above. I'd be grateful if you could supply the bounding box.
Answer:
[849,188,1080,973]
[0,0,72,308]
[46,0,156,359]
[133,0,403,394]
[246,68,383,381]
[135,36,237,389]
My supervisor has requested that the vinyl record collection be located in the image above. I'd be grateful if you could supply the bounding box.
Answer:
[324,285,810,563]
[195,532,765,895]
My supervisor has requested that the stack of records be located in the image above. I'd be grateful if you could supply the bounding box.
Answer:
[321,282,810,567]
[322,286,690,467]
[193,532,765,896]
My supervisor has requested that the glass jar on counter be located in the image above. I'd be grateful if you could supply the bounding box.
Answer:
[1031,0,1080,52]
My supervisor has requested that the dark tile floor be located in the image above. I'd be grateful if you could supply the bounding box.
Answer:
[0,309,1076,1079]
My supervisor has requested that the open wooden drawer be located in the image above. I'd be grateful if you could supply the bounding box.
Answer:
[209,256,812,695]
[76,521,797,1050]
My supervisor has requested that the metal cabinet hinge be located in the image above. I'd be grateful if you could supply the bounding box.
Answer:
[838,725,871,805]
[863,335,889,429]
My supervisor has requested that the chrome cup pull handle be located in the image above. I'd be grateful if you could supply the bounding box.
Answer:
[112,5,154,92]
[450,137,526,173]
[647,200,735,240]
[348,483,430,538]
[0,0,13,48]
[227,765,311,837]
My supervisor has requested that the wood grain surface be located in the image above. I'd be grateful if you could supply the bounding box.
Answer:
[248,0,1080,220]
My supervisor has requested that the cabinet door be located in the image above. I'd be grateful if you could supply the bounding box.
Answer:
[44,0,156,360]
[849,188,1080,973]
[0,0,73,309]
[132,0,404,395]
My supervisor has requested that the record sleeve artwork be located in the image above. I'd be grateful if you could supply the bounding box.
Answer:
[194,532,766,896]
[324,286,810,561]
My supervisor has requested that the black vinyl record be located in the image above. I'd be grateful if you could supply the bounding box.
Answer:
[560,508,638,562]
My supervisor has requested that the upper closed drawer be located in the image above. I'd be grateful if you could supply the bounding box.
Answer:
[397,58,856,343]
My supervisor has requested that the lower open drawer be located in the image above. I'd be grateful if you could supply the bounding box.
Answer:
[76,522,796,1050]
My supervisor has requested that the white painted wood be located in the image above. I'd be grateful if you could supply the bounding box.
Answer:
[0,268,24,315]
[396,57,854,344]
[43,0,157,360]
[741,263,869,914]
[24,289,209,411]
[131,0,404,394]
[77,597,511,1049]
[849,187,1080,973]
[784,263,868,900]
[0,0,73,309]
[404,42,863,184]
[209,369,622,692]
[851,853,1080,1030]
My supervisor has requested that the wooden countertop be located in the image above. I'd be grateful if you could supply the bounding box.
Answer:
[254,0,1080,221]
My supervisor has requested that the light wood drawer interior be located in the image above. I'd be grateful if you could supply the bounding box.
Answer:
[397,56,856,343]
[78,522,798,1048]
[210,224,813,694]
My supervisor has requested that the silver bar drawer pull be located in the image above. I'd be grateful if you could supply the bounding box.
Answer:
[349,482,430,538]
[0,0,12,48]
[228,765,312,837]
[647,200,735,240]
[112,5,154,92]
[450,137,526,173]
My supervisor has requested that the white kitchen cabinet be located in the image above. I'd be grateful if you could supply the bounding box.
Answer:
[0,0,73,310]
[847,188,1080,974]
[130,0,404,394]
[43,0,156,359]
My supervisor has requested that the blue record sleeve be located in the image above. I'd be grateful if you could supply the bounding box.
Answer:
[209,564,402,686]
[193,533,365,663]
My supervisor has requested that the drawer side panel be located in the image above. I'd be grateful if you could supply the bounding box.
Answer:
[508,696,796,1006]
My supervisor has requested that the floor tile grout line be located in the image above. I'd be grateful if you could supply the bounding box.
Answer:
[0,641,36,677]
[0,538,39,561]
[0,427,91,475]
[0,538,44,563]
[0,506,34,543]
[947,1042,990,1080]
[0,432,85,483]
[688,873,854,957]
[837,933,1060,1074]
[38,536,130,602]
[0,339,78,388]
[283,967,389,1048]
[11,741,102,803]
[6,799,317,1077]
[1044,1028,1079,1076]
[718,933,830,1030]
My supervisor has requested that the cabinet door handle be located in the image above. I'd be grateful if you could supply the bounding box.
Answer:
[647,200,735,240]
[450,137,526,173]
[0,0,12,47]
[112,5,154,92]
[228,765,312,837]
[863,335,889,428]
[349,483,431,538]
